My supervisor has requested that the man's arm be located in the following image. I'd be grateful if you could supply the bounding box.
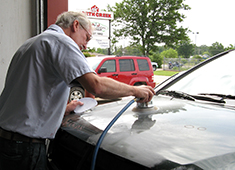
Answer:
[76,72,155,103]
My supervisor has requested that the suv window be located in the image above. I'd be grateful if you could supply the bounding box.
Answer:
[137,59,150,71]
[119,59,135,72]
[101,60,116,72]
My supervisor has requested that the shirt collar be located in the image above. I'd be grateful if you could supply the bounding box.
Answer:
[46,24,65,34]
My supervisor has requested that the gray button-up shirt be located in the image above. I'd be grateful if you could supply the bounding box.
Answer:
[0,24,94,139]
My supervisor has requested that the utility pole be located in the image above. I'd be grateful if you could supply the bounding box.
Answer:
[193,32,199,55]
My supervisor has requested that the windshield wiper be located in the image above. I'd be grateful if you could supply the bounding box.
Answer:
[160,90,226,103]
[160,90,195,101]
[198,93,235,100]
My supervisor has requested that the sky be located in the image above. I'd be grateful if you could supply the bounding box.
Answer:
[69,0,235,47]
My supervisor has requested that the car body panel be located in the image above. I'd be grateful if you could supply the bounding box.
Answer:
[61,95,235,169]
[50,50,235,170]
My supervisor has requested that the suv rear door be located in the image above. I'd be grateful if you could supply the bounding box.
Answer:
[117,58,138,84]
[136,58,155,87]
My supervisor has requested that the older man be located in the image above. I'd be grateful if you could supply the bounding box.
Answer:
[0,11,154,169]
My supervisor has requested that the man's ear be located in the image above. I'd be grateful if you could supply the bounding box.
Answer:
[72,20,79,32]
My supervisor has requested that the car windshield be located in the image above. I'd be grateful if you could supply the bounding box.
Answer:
[166,51,235,96]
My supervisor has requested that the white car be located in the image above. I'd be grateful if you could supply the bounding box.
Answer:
[151,62,158,71]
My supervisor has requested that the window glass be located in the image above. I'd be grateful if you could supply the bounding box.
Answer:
[167,51,235,95]
[137,59,150,71]
[119,59,135,72]
[101,60,116,72]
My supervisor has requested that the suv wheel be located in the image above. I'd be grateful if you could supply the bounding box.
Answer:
[69,86,85,102]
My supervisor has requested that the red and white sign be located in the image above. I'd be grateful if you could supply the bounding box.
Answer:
[81,5,113,20]
[90,19,109,37]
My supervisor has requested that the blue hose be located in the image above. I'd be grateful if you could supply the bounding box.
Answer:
[90,98,137,170]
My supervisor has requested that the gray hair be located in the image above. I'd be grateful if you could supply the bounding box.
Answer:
[55,11,91,30]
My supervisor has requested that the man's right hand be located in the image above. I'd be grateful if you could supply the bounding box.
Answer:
[133,85,155,103]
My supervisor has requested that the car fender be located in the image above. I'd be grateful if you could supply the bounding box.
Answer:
[129,76,149,86]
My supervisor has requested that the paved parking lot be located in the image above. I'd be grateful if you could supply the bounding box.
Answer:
[154,75,169,85]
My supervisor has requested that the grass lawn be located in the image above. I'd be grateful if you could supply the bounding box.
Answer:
[154,70,179,76]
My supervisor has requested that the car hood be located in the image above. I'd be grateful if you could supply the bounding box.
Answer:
[62,96,235,169]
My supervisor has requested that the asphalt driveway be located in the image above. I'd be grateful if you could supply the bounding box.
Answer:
[154,75,169,85]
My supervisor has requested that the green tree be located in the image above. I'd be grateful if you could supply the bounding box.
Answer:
[96,48,109,55]
[149,52,163,68]
[209,42,224,56]
[198,45,210,56]
[193,55,203,62]
[160,48,178,58]
[202,51,211,58]
[177,40,194,58]
[124,45,143,56]
[225,44,235,51]
[113,45,125,56]
[109,0,190,56]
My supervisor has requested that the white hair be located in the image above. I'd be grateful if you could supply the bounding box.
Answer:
[55,11,91,30]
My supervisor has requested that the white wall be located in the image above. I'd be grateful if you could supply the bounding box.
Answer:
[0,0,35,92]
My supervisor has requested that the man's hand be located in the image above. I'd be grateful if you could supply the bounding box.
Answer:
[133,85,155,103]
[64,100,83,116]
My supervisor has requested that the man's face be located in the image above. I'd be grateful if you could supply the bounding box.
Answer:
[70,20,92,50]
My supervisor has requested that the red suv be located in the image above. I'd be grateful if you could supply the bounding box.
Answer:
[69,56,155,101]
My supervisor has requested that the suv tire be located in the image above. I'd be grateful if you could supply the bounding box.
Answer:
[69,86,85,102]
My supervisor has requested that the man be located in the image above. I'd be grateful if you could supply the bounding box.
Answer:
[0,11,154,170]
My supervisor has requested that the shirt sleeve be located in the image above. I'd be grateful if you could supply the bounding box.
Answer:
[50,36,95,85]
